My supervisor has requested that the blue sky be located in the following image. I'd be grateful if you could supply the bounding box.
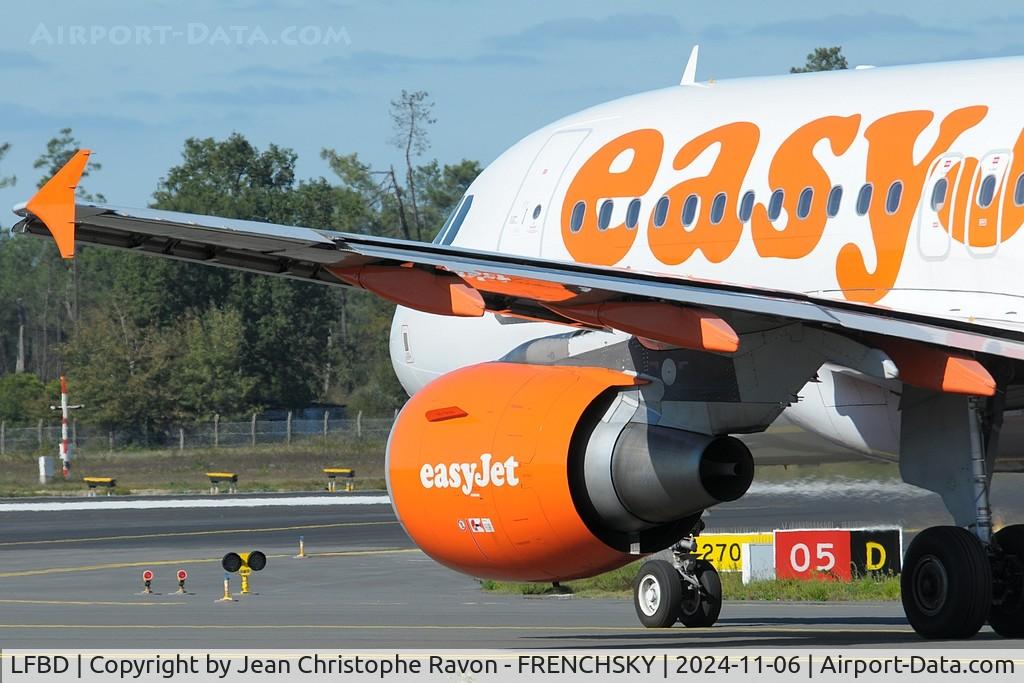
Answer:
[3,1,1024,224]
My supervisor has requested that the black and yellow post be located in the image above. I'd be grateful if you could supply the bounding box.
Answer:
[323,468,354,492]
[221,550,267,596]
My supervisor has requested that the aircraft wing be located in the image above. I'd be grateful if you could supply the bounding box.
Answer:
[13,150,1024,397]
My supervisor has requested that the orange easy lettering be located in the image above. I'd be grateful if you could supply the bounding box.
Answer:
[835,106,988,303]
[648,122,760,265]
[561,129,663,266]
[751,115,861,259]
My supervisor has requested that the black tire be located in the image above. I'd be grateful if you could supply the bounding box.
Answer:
[633,560,682,628]
[901,526,992,639]
[990,524,1024,638]
[679,559,722,628]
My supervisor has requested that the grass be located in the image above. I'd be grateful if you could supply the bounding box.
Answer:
[0,455,901,498]
[480,561,901,601]
[0,437,388,497]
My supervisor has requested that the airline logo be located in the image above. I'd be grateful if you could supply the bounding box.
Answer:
[560,106,1003,304]
[419,454,521,495]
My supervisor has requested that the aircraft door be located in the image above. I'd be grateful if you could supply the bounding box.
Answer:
[498,129,590,256]
[964,150,1012,256]
[917,154,962,259]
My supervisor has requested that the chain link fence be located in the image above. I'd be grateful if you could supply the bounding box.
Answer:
[0,413,397,456]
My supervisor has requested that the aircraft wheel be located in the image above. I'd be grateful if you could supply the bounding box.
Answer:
[633,560,682,628]
[990,524,1024,637]
[901,526,991,639]
[679,559,722,628]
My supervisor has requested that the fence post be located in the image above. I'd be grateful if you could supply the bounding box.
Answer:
[251,413,257,448]
[108,431,114,453]
[179,427,185,452]
[1,420,5,456]
[37,419,43,449]
[214,414,220,448]
[323,410,329,444]
[357,410,363,439]
[286,411,292,445]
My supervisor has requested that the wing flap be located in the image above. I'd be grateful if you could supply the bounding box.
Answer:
[14,164,1024,369]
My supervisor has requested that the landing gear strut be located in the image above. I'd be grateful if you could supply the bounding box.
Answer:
[633,521,723,629]
[900,395,1024,639]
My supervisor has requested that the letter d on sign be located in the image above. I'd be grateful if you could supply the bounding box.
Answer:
[865,541,886,571]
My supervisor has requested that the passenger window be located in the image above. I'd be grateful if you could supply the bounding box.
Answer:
[1015,173,1024,207]
[439,195,474,246]
[931,178,949,212]
[768,189,785,221]
[625,198,641,230]
[532,204,542,220]
[569,201,586,233]
[977,174,998,209]
[598,199,614,230]
[856,184,873,216]
[681,194,699,227]
[710,192,727,225]
[797,187,813,219]
[826,185,843,218]
[653,196,670,228]
[886,181,903,215]
[738,190,755,222]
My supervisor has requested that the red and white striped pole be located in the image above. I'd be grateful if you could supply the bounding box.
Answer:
[59,375,70,478]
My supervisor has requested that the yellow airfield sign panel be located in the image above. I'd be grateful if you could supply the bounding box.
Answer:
[695,532,774,571]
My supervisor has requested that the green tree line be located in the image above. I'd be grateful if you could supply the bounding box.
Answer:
[0,91,480,437]
[0,48,846,437]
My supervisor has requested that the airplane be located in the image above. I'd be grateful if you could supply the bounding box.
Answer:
[13,51,1024,640]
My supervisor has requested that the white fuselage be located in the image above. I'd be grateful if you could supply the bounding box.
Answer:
[391,56,1024,464]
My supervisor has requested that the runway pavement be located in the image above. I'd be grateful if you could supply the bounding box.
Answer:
[2,476,1024,649]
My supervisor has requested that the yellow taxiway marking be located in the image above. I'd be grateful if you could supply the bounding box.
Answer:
[0,624,912,634]
[0,520,398,548]
[0,548,418,579]
[0,599,186,607]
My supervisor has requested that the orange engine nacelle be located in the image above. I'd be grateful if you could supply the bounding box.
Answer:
[387,362,754,582]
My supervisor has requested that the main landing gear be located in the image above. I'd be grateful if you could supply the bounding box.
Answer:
[633,522,723,629]
[899,394,1024,639]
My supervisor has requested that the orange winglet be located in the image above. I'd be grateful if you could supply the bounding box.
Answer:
[26,149,91,260]
[546,301,740,353]
[329,264,485,318]
[873,337,996,396]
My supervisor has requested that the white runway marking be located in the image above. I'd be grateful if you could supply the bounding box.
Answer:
[0,495,392,513]
[747,478,929,497]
